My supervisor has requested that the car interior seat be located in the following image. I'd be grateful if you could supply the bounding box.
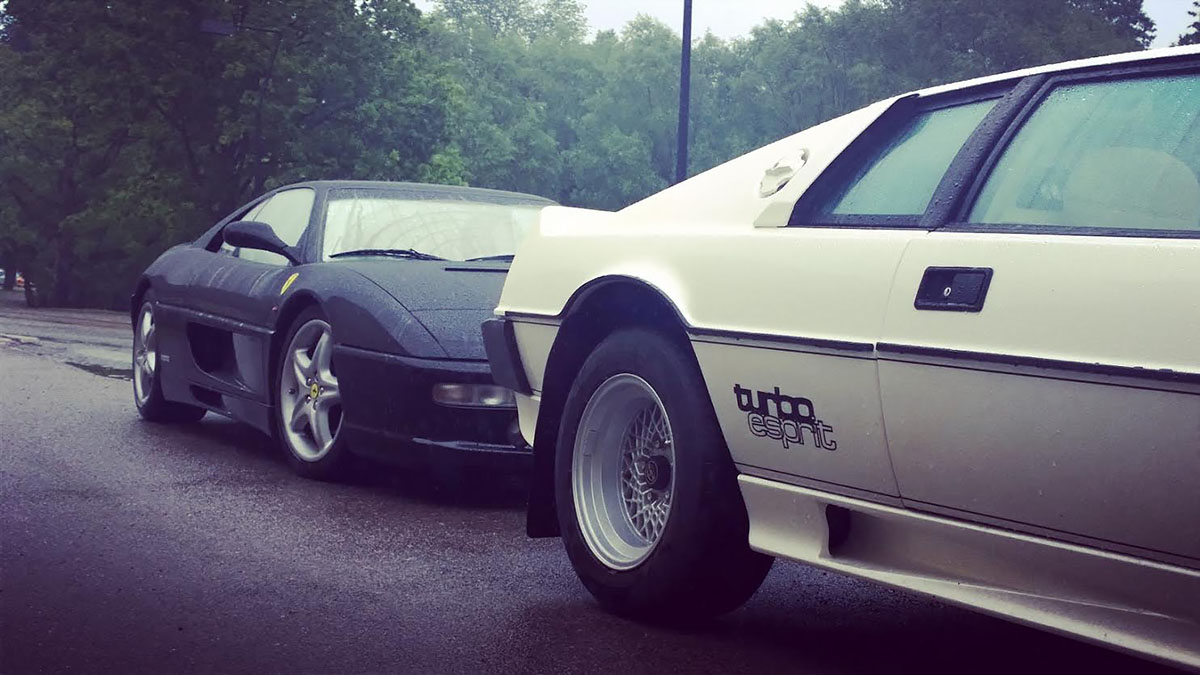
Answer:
[1063,146,1200,231]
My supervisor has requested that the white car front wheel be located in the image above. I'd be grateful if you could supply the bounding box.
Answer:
[555,327,772,621]
[572,373,676,570]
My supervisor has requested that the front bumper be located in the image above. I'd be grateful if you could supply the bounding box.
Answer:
[333,344,529,462]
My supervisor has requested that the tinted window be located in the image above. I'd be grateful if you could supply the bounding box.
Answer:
[813,98,997,218]
[238,188,315,265]
[322,189,546,261]
[969,73,1200,232]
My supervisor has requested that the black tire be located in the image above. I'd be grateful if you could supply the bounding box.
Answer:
[273,306,352,481]
[554,327,772,621]
[132,291,206,424]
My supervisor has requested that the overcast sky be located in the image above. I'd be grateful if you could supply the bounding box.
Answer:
[415,0,1194,48]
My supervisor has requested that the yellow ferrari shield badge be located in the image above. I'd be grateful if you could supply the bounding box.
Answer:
[280,272,299,295]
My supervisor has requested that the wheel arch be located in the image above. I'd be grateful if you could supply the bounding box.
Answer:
[527,274,698,538]
[129,277,152,326]
[269,291,323,398]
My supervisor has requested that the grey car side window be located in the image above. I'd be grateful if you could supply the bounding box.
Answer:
[236,188,316,265]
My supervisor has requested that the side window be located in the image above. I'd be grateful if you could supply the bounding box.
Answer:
[801,98,998,221]
[968,72,1200,232]
[237,188,315,265]
[253,188,314,246]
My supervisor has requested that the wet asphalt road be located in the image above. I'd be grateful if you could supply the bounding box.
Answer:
[0,300,1180,674]
[0,290,131,377]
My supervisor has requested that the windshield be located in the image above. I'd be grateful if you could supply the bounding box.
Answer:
[322,189,547,261]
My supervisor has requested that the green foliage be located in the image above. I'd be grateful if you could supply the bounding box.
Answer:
[435,0,587,41]
[433,0,1155,212]
[1181,1,1200,45]
[0,0,455,308]
[0,0,1162,307]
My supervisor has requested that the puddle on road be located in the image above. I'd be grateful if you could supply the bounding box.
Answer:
[67,362,133,380]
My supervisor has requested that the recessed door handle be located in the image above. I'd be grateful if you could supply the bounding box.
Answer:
[914,267,993,312]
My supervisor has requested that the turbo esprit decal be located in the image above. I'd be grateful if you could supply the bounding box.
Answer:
[280,272,299,295]
[734,384,837,451]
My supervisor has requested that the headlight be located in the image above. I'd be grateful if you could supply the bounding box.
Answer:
[432,383,516,409]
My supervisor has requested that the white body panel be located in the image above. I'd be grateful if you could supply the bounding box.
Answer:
[498,99,901,323]
[881,233,1200,561]
[694,342,897,495]
[739,476,1200,670]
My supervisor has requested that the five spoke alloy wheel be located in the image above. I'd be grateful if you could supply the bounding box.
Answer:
[279,317,343,463]
[573,374,676,570]
[132,303,158,407]
[130,292,205,423]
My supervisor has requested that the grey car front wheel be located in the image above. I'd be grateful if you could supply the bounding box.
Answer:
[131,293,205,424]
[275,308,351,480]
[132,303,158,407]
[279,318,342,462]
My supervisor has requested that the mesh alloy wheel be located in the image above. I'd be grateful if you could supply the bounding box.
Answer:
[572,373,676,571]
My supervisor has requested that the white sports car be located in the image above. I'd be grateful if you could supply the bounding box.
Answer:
[483,46,1200,668]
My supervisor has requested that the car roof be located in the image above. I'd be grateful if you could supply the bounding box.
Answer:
[912,44,1200,99]
[275,180,557,205]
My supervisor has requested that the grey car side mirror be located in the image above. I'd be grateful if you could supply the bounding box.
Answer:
[223,221,300,265]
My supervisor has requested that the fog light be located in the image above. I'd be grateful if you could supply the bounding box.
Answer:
[432,383,517,408]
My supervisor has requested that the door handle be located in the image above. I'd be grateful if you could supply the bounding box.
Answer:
[914,267,993,312]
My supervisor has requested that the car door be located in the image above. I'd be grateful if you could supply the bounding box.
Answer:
[182,186,318,399]
[693,88,1009,499]
[878,63,1200,562]
[191,187,316,323]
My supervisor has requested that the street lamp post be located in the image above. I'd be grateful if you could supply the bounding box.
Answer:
[198,18,284,194]
[675,0,692,185]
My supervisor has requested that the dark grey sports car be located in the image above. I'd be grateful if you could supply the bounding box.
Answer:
[130,181,553,479]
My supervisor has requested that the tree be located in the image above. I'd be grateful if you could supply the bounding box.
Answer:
[0,0,456,308]
[0,0,1171,308]
[877,0,1152,88]
[435,0,586,42]
[1071,0,1156,47]
[1180,1,1200,45]
[0,1,154,307]
[421,17,565,197]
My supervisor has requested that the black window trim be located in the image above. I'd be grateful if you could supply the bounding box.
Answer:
[940,54,1200,240]
[786,81,1018,230]
[919,74,1047,229]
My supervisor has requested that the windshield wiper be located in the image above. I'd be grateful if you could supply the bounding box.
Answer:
[330,248,445,261]
[464,254,515,262]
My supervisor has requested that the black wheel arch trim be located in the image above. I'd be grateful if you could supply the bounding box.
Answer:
[504,274,690,326]
[481,318,532,395]
[506,275,693,539]
[130,277,153,325]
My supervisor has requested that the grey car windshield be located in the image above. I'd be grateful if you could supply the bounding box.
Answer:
[322,189,546,261]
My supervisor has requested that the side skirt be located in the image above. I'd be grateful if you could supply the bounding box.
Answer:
[738,475,1200,670]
